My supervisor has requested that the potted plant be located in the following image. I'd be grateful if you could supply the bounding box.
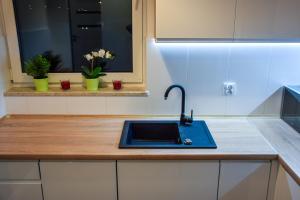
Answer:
[25,54,51,92]
[82,49,115,91]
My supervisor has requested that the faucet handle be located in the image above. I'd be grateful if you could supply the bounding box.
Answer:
[185,110,194,124]
[180,110,193,126]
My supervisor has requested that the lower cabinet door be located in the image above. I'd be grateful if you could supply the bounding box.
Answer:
[218,161,271,200]
[40,161,117,200]
[0,182,43,200]
[274,165,300,200]
[117,160,220,200]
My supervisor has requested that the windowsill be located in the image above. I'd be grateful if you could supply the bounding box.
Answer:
[4,86,149,97]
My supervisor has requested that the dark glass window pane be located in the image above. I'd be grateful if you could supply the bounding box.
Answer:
[13,0,133,73]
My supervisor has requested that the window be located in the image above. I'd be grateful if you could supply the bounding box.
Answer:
[2,0,144,84]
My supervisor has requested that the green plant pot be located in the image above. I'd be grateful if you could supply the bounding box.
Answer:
[86,78,99,91]
[34,78,48,92]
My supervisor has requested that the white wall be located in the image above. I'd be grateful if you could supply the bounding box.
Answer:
[0,4,11,117]
[4,0,300,116]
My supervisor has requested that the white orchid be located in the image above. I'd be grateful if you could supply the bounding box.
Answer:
[98,49,106,58]
[84,54,93,61]
[105,51,113,59]
[82,49,114,80]
[91,51,99,57]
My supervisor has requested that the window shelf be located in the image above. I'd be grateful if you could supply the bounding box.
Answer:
[4,86,149,97]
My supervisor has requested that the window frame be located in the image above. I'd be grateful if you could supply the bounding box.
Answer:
[1,0,145,84]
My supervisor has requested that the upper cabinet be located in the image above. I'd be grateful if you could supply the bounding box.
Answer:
[234,0,275,40]
[156,0,300,41]
[235,0,300,40]
[155,0,236,41]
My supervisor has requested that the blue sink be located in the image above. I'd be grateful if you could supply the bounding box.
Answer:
[119,120,217,149]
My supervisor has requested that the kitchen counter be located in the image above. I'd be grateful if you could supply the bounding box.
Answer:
[250,118,300,185]
[0,115,276,161]
[4,115,300,183]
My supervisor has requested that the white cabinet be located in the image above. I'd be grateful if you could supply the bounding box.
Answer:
[40,161,117,200]
[218,161,271,200]
[156,0,300,41]
[234,0,275,40]
[0,161,43,200]
[0,161,40,180]
[117,160,219,200]
[0,182,43,200]
[155,0,236,40]
[271,0,300,39]
[233,0,300,40]
[274,165,300,200]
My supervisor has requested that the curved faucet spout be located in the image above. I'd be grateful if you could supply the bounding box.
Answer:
[164,85,193,125]
[164,85,185,114]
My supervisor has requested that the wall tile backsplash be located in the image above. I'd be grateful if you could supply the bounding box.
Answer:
[187,45,229,115]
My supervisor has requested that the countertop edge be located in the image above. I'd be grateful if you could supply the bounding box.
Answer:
[279,156,300,185]
[249,118,300,186]
[0,154,278,161]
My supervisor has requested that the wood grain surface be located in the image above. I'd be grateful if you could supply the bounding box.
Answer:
[0,115,276,161]
[250,118,300,185]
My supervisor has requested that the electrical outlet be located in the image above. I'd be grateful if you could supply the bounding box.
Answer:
[224,82,236,96]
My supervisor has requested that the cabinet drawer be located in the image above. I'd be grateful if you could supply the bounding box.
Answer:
[0,161,40,180]
[0,181,43,200]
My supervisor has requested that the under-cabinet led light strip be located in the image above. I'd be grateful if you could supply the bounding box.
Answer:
[155,42,300,47]
[154,39,300,47]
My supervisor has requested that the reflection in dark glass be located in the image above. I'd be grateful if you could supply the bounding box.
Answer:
[281,87,300,133]
[13,0,133,73]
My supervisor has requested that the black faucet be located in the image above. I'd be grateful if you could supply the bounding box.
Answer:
[164,85,193,126]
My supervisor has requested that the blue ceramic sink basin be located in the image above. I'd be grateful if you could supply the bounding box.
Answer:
[119,120,217,149]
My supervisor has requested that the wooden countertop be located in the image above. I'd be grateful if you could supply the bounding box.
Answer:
[250,118,300,185]
[0,115,276,161]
